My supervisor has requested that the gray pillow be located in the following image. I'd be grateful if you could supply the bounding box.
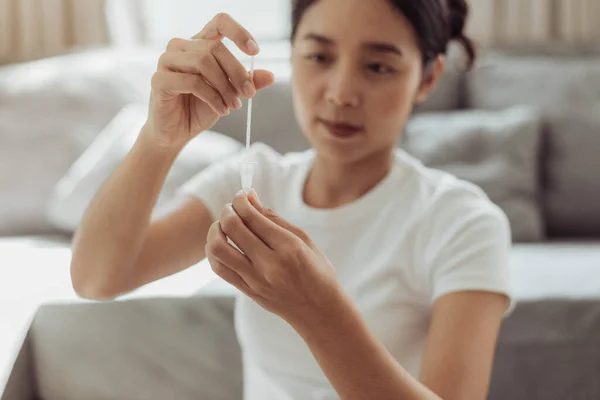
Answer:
[544,109,600,237]
[213,80,310,154]
[401,106,544,242]
[46,104,243,233]
[0,47,158,236]
[413,43,468,114]
[466,55,600,112]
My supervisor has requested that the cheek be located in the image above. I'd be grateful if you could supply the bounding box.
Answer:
[368,75,421,123]
[368,88,413,133]
[292,76,309,133]
[291,62,320,133]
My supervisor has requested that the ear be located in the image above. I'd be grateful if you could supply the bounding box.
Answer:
[414,55,446,105]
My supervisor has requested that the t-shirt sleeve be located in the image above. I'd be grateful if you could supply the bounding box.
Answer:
[176,142,279,221]
[425,199,515,316]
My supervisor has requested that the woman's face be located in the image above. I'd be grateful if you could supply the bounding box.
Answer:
[291,0,441,164]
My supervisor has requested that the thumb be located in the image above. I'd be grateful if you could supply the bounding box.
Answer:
[252,69,275,91]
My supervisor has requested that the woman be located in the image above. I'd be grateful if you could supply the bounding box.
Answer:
[71,0,514,399]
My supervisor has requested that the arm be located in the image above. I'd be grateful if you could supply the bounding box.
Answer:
[203,194,438,399]
[295,208,510,399]
[419,291,507,399]
[70,129,213,300]
[293,288,441,400]
[204,193,510,399]
[71,13,274,300]
[293,289,506,400]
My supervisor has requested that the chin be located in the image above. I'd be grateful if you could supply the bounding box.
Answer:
[307,130,397,169]
[306,132,370,165]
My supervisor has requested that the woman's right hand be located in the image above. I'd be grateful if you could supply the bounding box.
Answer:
[143,13,275,150]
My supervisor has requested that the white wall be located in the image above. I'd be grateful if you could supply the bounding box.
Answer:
[142,0,290,46]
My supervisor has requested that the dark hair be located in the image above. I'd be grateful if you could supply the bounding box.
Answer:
[291,0,476,69]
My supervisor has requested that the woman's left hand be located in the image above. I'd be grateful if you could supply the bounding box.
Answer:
[205,190,340,326]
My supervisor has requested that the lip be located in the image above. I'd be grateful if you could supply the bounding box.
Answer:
[318,118,364,139]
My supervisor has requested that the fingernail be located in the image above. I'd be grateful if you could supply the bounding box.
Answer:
[224,203,234,215]
[232,97,242,110]
[246,39,259,54]
[243,80,255,98]
[221,106,230,116]
[236,190,247,198]
[249,189,262,206]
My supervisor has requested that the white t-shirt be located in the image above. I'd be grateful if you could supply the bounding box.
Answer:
[179,143,515,400]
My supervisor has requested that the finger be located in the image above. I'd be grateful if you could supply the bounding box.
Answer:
[207,257,252,295]
[219,203,271,261]
[231,191,295,249]
[193,13,260,56]
[209,41,256,98]
[164,38,269,99]
[165,37,193,52]
[247,189,264,212]
[151,71,229,116]
[206,221,256,281]
[167,38,268,99]
[261,205,313,246]
[251,69,276,91]
[158,51,242,110]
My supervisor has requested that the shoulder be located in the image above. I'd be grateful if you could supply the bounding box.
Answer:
[239,143,313,172]
[396,151,513,311]
[237,144,313,190]
[395,149,511,268]
[236,142,282,166]
[186,142,285,183]
[395,149,508,230]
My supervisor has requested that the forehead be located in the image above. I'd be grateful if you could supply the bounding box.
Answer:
[296,0,416,46]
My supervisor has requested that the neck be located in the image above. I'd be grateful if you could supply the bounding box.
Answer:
[303,148,395,209]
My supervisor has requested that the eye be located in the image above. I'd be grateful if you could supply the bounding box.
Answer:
[367,63,394,75]
[305,53,330,64]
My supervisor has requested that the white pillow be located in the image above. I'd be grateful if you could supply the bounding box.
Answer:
[46,104,243,232]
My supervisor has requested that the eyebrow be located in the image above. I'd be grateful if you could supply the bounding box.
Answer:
[302,33,403,56]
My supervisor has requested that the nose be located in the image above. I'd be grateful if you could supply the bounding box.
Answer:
[325,62,361,108]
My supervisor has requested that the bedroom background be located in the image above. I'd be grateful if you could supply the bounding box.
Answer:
[1,1,599,399]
